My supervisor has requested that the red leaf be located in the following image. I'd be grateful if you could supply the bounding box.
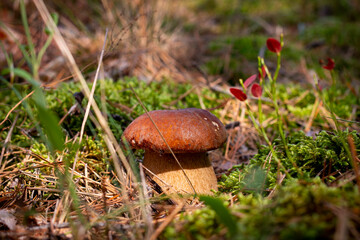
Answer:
[258,66,266,80]
[251,83,262,98]
[0,28,7,40]
[322,58,335,70]
[266,38,282,53]
[243,74,257,89]
[230,88,247,101]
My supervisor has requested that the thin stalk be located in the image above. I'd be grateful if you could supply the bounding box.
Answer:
[37,32,54,65]
[257,58,264,125]
[261,58,302,176]
[330,69,336,86]
[273,52,281,83]
[244,102,291,179]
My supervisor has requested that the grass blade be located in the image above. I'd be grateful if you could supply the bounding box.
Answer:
[200,196,238,237]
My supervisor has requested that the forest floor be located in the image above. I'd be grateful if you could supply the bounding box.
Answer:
[0,0,360,239]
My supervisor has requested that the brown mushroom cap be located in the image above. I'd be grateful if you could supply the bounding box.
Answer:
[123,108,227,153]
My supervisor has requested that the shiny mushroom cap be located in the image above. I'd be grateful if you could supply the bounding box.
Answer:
[123,108,227,153]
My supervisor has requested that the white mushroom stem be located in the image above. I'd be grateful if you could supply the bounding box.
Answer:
[143,151,218,195]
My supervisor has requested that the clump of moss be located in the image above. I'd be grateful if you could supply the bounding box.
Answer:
[164,179,360,239]
[219,130,360,193]
[163,207,221,240]
[218,165,268,195]
[234,179,360,239]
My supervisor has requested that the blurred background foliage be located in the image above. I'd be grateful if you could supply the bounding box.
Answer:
[2,0,360,85]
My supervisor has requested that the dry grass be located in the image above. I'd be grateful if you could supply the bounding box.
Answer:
[0,0,209,86]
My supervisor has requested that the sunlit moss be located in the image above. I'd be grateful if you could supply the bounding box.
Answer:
[220,130,359,193]
[164,179,360,239]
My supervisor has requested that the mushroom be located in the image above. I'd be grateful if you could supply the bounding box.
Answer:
[123,108,227,195]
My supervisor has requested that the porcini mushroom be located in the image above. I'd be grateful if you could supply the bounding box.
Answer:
[123,108,227,195]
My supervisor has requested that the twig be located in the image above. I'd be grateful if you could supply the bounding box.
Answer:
[71,28,108,178]
[267,172,286,199]
[162,86,195,107]
[139,163,154,240]
[0,114,18,169]
[141,164,180,194]
[348,136,360,192]
[26,187,114,198]
[0,90,34,126]
[79,28,108,143]
[150,201,185,240]
[305,97,321,132]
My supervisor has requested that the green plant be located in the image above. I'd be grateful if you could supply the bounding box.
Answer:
[230,36,302,181]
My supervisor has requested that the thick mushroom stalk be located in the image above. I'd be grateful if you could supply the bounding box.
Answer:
[123,108,227,195]
[144,151,218,194]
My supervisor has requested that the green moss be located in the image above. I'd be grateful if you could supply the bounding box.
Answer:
[162,205,221,240]
[220,130,359,193]
[218,165,267,195]
[164,179,360,239]
[235,179,360,239]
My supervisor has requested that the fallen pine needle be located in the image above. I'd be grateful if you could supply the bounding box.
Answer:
[0,90,34,126]
[150,201,185,240]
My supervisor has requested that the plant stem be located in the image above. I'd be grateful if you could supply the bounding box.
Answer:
[273,53,281,84]
[244,102,291,179]
[262,57,302,177]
